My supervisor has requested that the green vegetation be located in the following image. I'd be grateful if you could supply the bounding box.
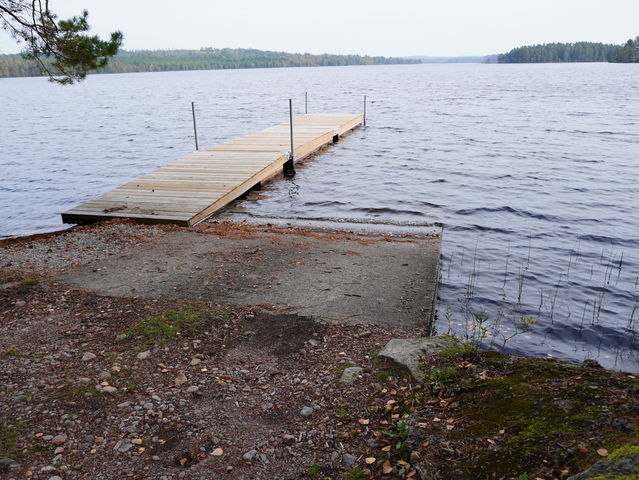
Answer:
[498,37,639,63]
[0,47,419,79]
[346,467,366,480]
[614,36,639,63]
[498,42,618,63]
[307,463,322,475]
[0,422,18,458]
[0,2,121,83]
[125,308,225,345]
[426,366,459,390]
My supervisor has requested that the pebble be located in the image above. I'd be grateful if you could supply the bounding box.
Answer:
[137,351,151,360]
[175,373,188,386]
[117,401,131,409]
[49,476,63,480]
[117,441,133,453]
[242,449,257,461]
[0,458,18,468]
[190,357,202,366]
[282,434,296,445]
[15,300,26,307]
[300,406,314,418]
[340,366,364,385]
[186,386,199,393]
[81,352,97,361]
[342,453,356,467]
[51,434,67,446]
[103,386,118,394]
[308,339,320,347]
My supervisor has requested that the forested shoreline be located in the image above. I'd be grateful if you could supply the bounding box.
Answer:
[498,38,639,63]
[0,47,418,79]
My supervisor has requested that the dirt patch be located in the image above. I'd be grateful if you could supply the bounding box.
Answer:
[233,313,325,356]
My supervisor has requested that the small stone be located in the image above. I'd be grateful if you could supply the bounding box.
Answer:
[186,386,199,393]
[339,366,363,385]
[117,441,133,453]
[211,448,223,456]
[242,449,257,462]
[51,434,67,446]
[81,352,97,361]
[342,453,356,467]
[54,447,64,455]
[308,339,320,347]
[300,406,314,418]
[0,458,18,469]
[41,466,56,473]
[117,401,131,409]
[174,373,188,386]
[14,300,26,307]
[226,465,234,473]
[103,386,117,394]
[282,434,296,445]
[137,351,151,360]
[366,438,380,449]
[48,476,63,480]
[190,358,202,366]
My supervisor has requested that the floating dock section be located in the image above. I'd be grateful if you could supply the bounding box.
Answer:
[61,113,363,226]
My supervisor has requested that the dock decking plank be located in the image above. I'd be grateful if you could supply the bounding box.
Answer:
[61,113,363,226]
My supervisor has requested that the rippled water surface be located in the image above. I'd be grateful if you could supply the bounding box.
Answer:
[2,64,638,370]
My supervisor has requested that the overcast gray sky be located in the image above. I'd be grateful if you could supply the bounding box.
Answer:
[1,0,638,57]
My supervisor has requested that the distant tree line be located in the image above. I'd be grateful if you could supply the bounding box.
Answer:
[0,47,419,79]
[498,38,639,63]
[614,36,639,63]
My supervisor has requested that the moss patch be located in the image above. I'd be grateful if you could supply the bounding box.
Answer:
[406,352,639,479]
[0,422,18,458]
[608,444,639,462]
[125,307,229,345]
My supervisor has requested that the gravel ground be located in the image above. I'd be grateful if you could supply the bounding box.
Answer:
[0,220,429,480]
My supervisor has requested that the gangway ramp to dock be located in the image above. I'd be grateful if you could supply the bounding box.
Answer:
[61,113,363,226]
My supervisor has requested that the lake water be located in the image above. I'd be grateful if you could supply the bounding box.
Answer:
[1,64,638,371]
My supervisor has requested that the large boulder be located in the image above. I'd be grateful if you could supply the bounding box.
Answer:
[378,336,461,383]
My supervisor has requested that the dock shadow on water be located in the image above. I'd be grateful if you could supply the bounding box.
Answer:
[438,230,639,372]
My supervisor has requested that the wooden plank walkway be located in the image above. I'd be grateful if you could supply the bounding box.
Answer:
[61,113,363,226]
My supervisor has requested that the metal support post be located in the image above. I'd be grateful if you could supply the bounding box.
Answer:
[191,102,199,151]
[284,99,295,176]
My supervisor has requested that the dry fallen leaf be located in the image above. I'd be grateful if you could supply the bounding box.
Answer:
[407,470,417,478]
[211,448,224,456]
[382,445,392,452]
[365,457,376,464]
[358,418,370,425]
[382,460,393,474]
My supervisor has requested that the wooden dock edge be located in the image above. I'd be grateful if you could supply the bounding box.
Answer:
[61,113,364,226]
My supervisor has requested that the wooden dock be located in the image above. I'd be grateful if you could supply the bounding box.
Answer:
[61,113,363,226]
